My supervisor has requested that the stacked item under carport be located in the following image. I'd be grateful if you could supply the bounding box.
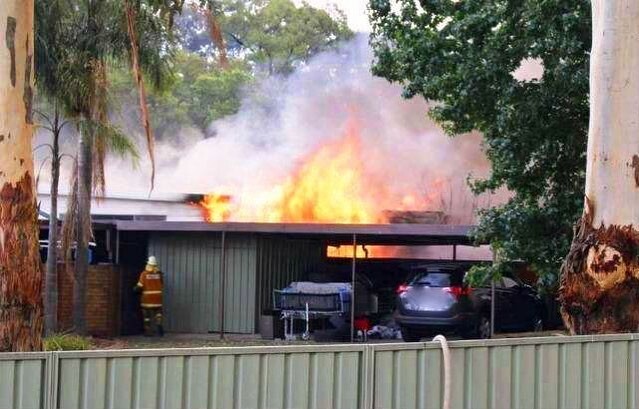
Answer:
[273,282,352,341]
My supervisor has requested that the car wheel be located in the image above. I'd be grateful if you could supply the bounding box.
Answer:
[401,327,421,342]
[478,315,491,339]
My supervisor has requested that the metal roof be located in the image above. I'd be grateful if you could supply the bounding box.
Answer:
[115,221,479,245]
[37,190,192,203]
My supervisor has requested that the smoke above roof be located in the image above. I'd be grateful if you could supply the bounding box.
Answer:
[42,34,503,224]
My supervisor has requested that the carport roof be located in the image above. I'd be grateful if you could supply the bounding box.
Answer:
[115,221,480,245]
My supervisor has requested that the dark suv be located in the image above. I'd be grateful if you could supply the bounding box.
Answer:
[394,265,544,341]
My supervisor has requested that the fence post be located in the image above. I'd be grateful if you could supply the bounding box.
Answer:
[361,345,375,409]
[44,351,59,409]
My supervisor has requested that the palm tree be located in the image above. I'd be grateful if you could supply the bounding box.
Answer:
[34,106,69,335]
[35,0,72,336]
[35,0,180,333]
[0,0,44,351]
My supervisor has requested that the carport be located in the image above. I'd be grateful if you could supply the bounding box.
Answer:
[115,221,489,340]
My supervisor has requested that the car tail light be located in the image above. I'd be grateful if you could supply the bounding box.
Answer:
[396,284,411,295]
[443,286,472,299]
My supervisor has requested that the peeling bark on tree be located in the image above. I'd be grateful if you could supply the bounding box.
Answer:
[561,203,639,333]
[0,1,43,351]
[205,8,229,70]
[124,2,156,192]
[5,17,16,87]
[560,0,639,334]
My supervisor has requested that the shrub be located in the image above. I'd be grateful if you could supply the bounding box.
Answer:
[43,334,93,351]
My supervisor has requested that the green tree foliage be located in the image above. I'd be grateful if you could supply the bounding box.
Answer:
[369,1,591,287]
[110,52,252,136]
[224,0,352,74]
[188,64,251,127]
[180,0,353,74]
[34,0,182,333]
[110,0,352,137]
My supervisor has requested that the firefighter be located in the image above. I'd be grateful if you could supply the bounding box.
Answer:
[135,256,164,336]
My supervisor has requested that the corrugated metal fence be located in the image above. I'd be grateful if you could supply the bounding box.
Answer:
[2,333,638,409]
[0,352,48,409]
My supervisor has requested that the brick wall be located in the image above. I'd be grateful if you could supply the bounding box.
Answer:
[57,264,121,337]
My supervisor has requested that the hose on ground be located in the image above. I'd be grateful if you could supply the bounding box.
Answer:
[432,335,451,409]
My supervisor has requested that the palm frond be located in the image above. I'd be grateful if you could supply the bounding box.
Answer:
[77,120,140,162]
[125,1,159,193]
[94,122,140,161]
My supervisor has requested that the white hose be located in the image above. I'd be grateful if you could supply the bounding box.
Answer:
[432,335,451,409]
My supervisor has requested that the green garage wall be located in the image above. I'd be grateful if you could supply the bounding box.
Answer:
[256,236,325,313]
[149,232,257,334]
[148,232,325,334]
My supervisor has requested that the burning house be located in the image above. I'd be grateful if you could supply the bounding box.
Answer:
[38,191,494,338]
[36,37,512,337]
[38,183,496,338]
[114,220,490,337]
[107,123,494,336]
[36,117,503,338]
[36,117,498,337]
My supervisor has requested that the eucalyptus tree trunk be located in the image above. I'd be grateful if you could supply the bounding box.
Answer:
[73,129,93,334]
[0,1,44,351]
[44,108,61,335]
[560,0,639,334]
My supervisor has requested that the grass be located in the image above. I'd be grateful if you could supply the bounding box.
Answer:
[43,334,93,351]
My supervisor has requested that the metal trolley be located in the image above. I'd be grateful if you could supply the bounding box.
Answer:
[273,286,351,340]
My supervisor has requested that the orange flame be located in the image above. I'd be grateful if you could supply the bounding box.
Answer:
[326,245,400,258]
[273,128,384,223]
[198,122,455,224]
[199,124,391,224]
[200,194,232,222]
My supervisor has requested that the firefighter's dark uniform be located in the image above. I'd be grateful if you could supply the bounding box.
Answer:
[136,265,164,336]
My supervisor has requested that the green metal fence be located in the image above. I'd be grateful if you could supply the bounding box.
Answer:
[1,333,638,409]
[372,335,639,409]
[55,346,365,409]
[0,352,49,409]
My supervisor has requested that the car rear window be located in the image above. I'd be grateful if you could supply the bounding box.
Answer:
[410,271,463,287]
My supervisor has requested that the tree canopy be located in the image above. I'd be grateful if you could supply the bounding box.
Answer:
[110,0,352,138]
[179,0,353,74]
[35,0,179,177]
[110,52,252,137]
[34,0,184,333]
[369,0,591,288]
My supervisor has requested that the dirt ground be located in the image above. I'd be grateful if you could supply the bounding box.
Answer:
[90,334,300,350]
[88,330,568,350]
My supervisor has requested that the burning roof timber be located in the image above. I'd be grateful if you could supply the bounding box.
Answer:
[383,210,448,224]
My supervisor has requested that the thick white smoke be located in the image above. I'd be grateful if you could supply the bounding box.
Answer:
[77,35,499,223]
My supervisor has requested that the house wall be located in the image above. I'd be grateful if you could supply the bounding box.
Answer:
[58,264,120,337]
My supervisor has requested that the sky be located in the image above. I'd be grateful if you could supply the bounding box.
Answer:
[294,0,371,32]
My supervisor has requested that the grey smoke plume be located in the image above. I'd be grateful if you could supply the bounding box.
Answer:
[98,34,499,223]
